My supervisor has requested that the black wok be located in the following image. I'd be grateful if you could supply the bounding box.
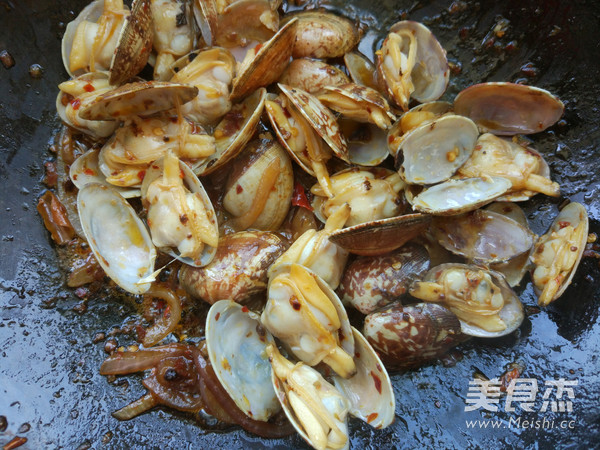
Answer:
[1,0,599,448]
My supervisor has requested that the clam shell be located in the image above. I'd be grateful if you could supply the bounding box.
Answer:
[344,51,379,90]
[281,10,360,59]
[387,101,453,156]
[363,302,465,370]
[70,148,141,198]
[230,19,297,102]
[214,0,279,48]
[223,138,293,231]
[415,263,525,338]
[77,183,156,294]
[333,327,395,429]
[78,81,198,121]
[141,156,218,267]
[193,0,218,47]
[411,177,512,215]
[179,231,288,304]
[197,87,266,176]
[454,82,564,135]
[431,209,535,264]
[329,213,432,257]
[531,202,588,305]
[388,21,449,103]
[109,0,153,85]
[279,58,350,94]
[338,242,431,314]
[206,300,280,421]
[339,119,390,167]
[396,114,478,185]
[278,83,349,163]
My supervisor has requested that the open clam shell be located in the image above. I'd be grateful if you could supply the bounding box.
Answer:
[411,263,524,338]
[205,300,280,421]
[230,19,297,102]
[486,202,534,286]
[197,87,266,176]
[262,264,355,378]
[430,209,535,264]
[531,202,588,306]
[411,176,512,215]
[344,51,378,90]
[141,155,218,267]
[213,0,279,48]
[333,327,395,429]
[396,114,478,185]
[77,183,156,294]
[338,119,390,167]
[454,82,564,135]
[78,81,198,121]
[109,0,153,85]
[278,84,349,163]
[329,213,432,257]
[70,148,141,198]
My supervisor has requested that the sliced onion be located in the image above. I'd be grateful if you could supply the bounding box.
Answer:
[141,285,183,347]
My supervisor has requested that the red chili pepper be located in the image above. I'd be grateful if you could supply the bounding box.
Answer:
[291,181,313,211]
[70,98,81,110]
[83,83,95,92]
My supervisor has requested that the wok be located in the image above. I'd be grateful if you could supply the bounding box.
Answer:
[1,0,599,448]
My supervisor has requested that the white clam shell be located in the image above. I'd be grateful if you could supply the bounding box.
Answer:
[206,300,280,422]
[333,327,395,429]
[397,114,478,185]
[77,183,156,294]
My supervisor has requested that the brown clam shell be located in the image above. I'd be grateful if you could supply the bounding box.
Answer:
[363,302,466,371]
[179,231,288,305]
[109,0,154,86]
[278,58,350,94]
[338,242,431,314]
[329,213,432,256]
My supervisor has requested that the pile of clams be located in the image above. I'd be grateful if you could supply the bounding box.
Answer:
[39,0,591,448]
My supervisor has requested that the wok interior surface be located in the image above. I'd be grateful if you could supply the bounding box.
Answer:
[1,0,599,447]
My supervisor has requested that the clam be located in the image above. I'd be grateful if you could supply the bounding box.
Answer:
[486,202,534,286]
[457,133,560,199]
[410,263,524,338]
[531,202,588,306]
[279,58,350,94]
[170,47,236,125]
[269,203,351,290]
[281,10,360,59]
[430,209,535,264]
[77,183,156,294]
[363,302,465,370]
[261,264,356,378]
[78,80,198,120]
[56,72,119,138]
[317,83,396,130]
[267,344,350,450]
[179,231,288,304]
[344,51,378,90]
[332,327,395,429]
[387,101,452,156]
[150,0,195,81]
[395,114,478,185]
[338,119,390,167]
[338,242,431,314]
[311,168,405,227]
[140,151,219,267]
[223,138,293,231]
[230,19,297,102]
[98,115,215,187]
[377,20,448,110]
[62,0,152,84]
[205,300,280,421]
[454,82,564,135]
[70,148,141,198]
[410,176,512,216]
[328,213,432,257]
[196,87,267,176]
